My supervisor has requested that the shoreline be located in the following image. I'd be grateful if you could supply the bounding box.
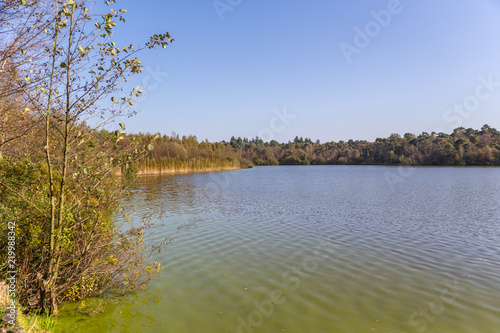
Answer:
[113,163,500,178]
[116,165,244,177]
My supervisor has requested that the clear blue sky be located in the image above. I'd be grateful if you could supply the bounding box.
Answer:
[104,0,500,143]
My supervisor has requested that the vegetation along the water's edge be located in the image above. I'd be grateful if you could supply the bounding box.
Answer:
[1,0,500,332]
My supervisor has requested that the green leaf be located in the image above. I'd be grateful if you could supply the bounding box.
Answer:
[111,97,116,103]
[154,134,160,140]
[60,62,67,68]
[148,144,154,151]
[83,168,89,175]
[119,123,125,130]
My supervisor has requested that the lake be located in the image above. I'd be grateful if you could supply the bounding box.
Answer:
[55,166,500,332]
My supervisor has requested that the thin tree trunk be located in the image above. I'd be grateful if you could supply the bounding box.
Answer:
[49,6,74,315]
[43,7,59,313]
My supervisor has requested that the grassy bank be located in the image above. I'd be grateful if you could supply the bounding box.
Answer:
[118,157,251,176]
[14,308,55,333]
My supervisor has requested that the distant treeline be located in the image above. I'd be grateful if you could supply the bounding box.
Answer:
[126,125,500,169]
[231,125,500,166]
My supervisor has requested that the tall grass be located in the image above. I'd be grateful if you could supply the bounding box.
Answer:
[128,157,247,175]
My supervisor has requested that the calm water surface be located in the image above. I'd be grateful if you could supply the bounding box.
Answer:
[55,166,500,332]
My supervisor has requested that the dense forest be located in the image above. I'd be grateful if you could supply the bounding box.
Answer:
[123,125,500,172]
[229,125,500,166]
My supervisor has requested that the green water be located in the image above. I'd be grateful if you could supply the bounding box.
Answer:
[55,166,500,332]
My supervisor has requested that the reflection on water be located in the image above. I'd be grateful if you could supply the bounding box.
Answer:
[55,166,500,332]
